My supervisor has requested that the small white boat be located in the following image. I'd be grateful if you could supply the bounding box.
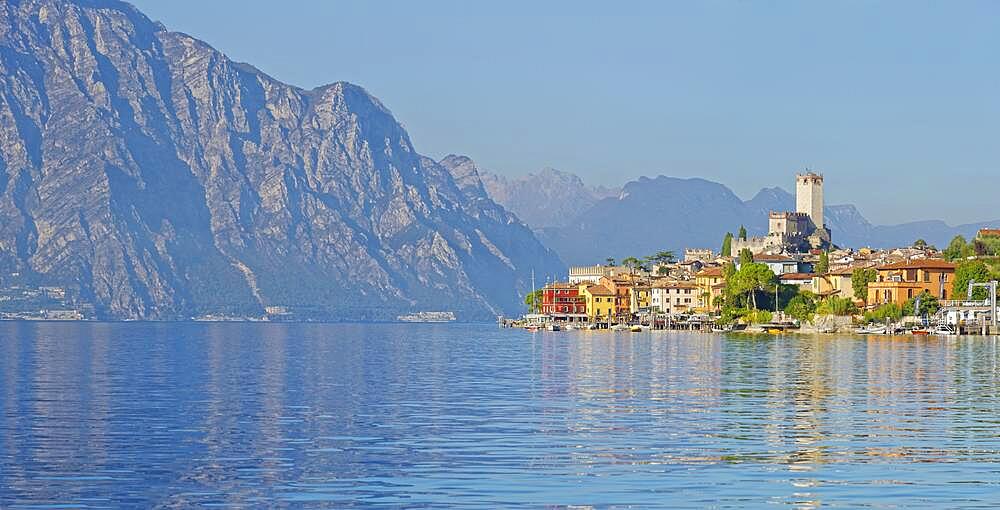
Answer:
[932,324,957,336]
[611,324,630,332]
[856,325,886,335]
[546,323,562,332]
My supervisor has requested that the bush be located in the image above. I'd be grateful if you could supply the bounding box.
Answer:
[902,291,940,317]
[864,303,903,324]
[816,296,858,316]
[784,294,816,323]
[746,309,773,324]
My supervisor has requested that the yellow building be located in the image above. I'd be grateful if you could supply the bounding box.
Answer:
[579,283,615,321]
[631,284,651,313]
[866,259,955,308]
[695,266,726,311]
[811,266,857,300]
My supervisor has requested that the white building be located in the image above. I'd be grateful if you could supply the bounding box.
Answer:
[650,280,698,314]
[684,249,714,263]
[569,265,632,284]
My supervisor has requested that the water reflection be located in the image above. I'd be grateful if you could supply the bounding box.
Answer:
[2,323,1000,507]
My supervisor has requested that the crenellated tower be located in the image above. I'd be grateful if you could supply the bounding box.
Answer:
[796,172,824,229]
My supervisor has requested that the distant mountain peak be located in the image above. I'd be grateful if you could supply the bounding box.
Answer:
[477,165,619,229]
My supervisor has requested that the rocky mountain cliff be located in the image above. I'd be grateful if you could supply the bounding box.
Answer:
[478,165,618,229]
[0,0,563,320]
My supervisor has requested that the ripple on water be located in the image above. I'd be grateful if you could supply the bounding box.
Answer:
[3,324,1000,507]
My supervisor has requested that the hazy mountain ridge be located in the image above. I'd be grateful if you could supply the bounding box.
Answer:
[0,0,563,320]
[478,165,619,229]
[490,170,997,265]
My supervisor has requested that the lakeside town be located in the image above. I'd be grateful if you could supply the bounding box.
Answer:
[516,173,1000,335]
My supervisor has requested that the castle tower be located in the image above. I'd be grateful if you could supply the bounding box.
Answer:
[796,172,824,229]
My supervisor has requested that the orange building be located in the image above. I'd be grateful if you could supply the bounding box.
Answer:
[866,259,955,308]
[599,276,633,318]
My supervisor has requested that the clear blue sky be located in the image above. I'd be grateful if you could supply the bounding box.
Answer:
[129,0,999,225]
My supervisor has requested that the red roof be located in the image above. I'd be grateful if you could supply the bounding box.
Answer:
[754,254,795,262]
[878,259,955,271]
[780,273,815,281]
[585,285,615,296]
[697,267,724,277]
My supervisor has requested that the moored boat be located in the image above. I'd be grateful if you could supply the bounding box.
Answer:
[932,324,957,336]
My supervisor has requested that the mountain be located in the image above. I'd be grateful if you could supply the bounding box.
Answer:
[0,0,563,320]
[737,187,1000,249]
[530,172,999,265]
[536,176,750,265]
[478,166,618,229]
[741,187,877,244]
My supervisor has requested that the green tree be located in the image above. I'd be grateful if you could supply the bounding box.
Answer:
[728,262,776,310]
[738,248,754,266]
[738,225,747,241]
[785,294,817,323]
[954,260,992,300]
[942,235,969,261]
[974,239,989,256]
[975,233,1000,256]
[815,251,830,274]
[524,289,543,313]
[605,257,616,267]
[723,261,737,280]
[648,250,677,265]
[903,291,940,317]
[851,267,878,302]
[621,256,645,274]
[913,239,928,249]
[721,232,733,257]
[657,266,671,276]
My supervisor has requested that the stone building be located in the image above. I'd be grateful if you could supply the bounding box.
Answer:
[733,172,832,255]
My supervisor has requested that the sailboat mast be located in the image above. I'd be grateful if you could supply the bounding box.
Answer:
[531,269,536,314]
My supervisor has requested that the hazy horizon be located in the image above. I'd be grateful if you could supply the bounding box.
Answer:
[128,0,999,226]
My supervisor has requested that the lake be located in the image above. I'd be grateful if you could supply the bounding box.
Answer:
[2,322,1000,508]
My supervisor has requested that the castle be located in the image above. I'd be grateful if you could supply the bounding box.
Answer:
[733,172,832,255]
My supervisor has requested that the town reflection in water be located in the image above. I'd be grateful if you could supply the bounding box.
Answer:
[2,323,1000,507]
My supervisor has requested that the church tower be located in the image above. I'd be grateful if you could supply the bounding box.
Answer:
[796,172,824,229]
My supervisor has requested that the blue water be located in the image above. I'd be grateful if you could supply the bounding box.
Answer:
[2,323,1000,508]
